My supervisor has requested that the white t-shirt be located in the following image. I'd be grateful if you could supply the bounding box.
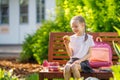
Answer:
[69,33,95,59]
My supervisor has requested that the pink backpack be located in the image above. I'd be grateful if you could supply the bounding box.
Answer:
[89,37,113,68]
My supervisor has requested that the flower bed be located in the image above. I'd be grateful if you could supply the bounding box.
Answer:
[0,58,42,78]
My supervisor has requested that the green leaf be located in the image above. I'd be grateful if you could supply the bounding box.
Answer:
[26,73,39,80]
[113,26,120,36]
[112,41,120,59]
[115,43,120,58]
[33,54,41,64]
[0,68,19,80]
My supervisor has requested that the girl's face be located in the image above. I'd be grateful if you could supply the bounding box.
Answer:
[70,20,85,35]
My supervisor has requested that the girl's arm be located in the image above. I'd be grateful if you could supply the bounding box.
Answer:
[79,48,91,62]
[63,40,73,57]
[74,47,91,64]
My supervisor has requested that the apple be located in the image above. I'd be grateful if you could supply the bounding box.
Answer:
[43,60,49,67]
[63,35,70,41]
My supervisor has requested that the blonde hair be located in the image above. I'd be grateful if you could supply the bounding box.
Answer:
[71,15,88,41]
[71,15,85,24]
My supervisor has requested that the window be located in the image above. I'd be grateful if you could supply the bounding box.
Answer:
[0,0,9,24]
[36,0,45,23]
[19,0,28,23]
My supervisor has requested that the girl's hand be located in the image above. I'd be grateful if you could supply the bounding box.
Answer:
[63,35,70,46]
[74,60,82,64]
[63,35,70,41]
[63,39,70,46]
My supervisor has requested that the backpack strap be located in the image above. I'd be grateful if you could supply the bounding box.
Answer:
[96,37,102,42]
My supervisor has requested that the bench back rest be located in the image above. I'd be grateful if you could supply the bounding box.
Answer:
[48,32,120,65]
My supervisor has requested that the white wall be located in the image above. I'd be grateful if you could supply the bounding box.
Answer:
[19,0,37,44]
[0,0,19,44]
[0,0,56,44]
[45,0,56,20]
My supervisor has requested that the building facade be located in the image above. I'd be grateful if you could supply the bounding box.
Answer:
[0,0,56,44]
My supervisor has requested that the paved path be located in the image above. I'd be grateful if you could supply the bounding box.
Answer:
[0,45,22,58]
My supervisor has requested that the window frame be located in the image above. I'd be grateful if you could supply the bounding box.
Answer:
[36,0,45,23]
[0,0,9,25]
[19,0,29,24]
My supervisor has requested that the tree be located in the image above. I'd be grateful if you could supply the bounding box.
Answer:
[56,0,120,32]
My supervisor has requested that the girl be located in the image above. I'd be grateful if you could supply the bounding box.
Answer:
[63,15,94,80]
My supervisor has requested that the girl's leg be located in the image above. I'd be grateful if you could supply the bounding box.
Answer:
[71,63,81,80]
[63,63,71,80]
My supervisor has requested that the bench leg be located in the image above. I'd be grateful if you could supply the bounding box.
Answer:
[39,74,53,80]
[39,73,44,80]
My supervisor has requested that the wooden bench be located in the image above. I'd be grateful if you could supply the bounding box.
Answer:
[39,32,119,80]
